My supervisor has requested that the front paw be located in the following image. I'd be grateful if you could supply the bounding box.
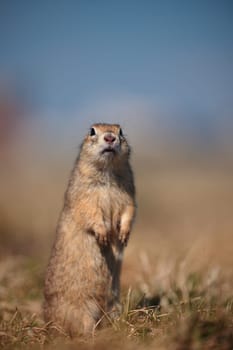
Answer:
[119,229,130,246]
[94,225,109,245]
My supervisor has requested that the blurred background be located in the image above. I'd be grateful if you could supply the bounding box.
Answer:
[0,0,233,275]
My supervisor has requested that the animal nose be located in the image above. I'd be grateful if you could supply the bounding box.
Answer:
[104,134,116,144]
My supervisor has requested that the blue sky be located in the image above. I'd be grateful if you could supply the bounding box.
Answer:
[1,0,233,131]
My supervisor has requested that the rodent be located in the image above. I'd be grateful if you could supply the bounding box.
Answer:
[44,123,136,336]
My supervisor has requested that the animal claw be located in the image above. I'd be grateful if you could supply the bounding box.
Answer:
[119,232,129,246]
[95,232,109,246]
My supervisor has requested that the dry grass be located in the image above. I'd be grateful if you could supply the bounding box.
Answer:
[0,243,232,349]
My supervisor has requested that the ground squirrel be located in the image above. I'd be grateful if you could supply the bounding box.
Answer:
[44,123,136,336]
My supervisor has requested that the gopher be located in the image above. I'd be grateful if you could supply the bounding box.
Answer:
[44,123,136,336]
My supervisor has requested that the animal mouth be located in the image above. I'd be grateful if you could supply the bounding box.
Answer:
[102,147,116,154]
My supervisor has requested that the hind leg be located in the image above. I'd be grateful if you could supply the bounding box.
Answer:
[67,310,98,337]
[71,300,102,336]
[46,299,101,337]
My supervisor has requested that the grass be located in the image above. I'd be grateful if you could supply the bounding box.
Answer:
[0,251,232,350]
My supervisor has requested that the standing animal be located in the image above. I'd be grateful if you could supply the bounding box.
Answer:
[44,123,136,336]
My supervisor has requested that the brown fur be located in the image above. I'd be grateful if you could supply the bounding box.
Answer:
[44,123,136,336]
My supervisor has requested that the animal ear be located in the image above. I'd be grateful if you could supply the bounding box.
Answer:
[119,128,123,137]
[90,127,96,136]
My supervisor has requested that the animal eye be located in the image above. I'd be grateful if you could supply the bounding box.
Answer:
[90,127,96,136]
[119,128,123,137]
